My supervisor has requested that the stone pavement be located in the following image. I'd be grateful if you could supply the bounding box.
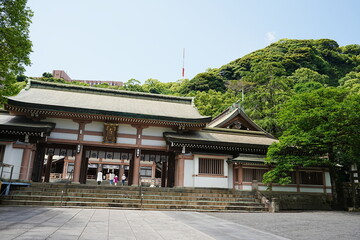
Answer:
[205,211,360,240]
[0,207,359,240]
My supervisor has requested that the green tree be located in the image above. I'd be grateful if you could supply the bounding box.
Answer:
[339,71,360,93]
[182,70,226,94]
[293,81,324,93]
[16,74,26,82]
[191,90,241,117]
[263,87,360,207]
[122,78,143,92]
[42,72,53,78]
[0,0,33,105]
[243,77,293,136]
[142,78,166,94]
[289,68,329,85]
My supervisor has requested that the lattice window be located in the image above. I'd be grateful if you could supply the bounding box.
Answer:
[300,171,323,185]
[140,167,152,177]
[243,168,268,182]
[199,158,224,175]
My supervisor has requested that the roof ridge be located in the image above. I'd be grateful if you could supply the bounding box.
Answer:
[28,79,194,104]
[202,127,268,136]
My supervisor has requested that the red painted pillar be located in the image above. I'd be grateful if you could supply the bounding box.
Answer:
[19,146,32,180]
[132,149,140,186]
[44,155,53,183]
[73,145,83,183]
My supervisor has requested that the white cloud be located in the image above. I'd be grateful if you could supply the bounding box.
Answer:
[266,32,276,42]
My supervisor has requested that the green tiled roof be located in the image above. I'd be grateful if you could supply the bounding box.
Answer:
[164,128,278,148]
[0,111,55,134]
[7,80,211,124]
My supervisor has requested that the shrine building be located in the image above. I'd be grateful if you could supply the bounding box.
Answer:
[0,80,331,193]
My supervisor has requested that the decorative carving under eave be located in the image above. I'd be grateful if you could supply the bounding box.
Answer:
[103,123,119,143]
[227,120,249,130]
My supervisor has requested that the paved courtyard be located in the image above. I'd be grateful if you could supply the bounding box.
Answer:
[0,207,359,240]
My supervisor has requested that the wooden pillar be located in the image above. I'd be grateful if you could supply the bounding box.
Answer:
[44,155,53,183]
[19,145,32,180]
[151,161,156,178]
[132,149,141,186]
[73,144,83,183]
[130,125,144,186]
[167,153,175,187]
[27,146,36,180]
[79,156,89,184]
[322,168,327,194]
[62,158,68,179]
[296,168,300,193]
[232,165,236,189]
[237,164,243,190]
[119,164,125,178]
[128,155,134,186]
[32,144,45,182]
[73,121,87,183]
[175,155,185,187]
[161,161,168,188]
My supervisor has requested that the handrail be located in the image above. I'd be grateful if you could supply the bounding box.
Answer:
[255,190,271,209]
[255,190,279,213]
[0,163,14,181]
[0,163,14,196]
[139,175,143,209]
[61,170,73,207]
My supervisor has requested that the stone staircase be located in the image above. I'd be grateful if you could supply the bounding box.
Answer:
[0,183,267,212]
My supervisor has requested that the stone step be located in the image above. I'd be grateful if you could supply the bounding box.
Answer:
[0,200,266,212]
[9,191,258,202]
[10,188,254,198]
[1,184,267,212]
[23,189,246,197]
[27,183,245,194]
[4,195,263,207]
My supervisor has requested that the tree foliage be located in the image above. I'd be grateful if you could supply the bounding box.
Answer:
[263,87,360,205]
[0,0,33,105]
[190,90,241,117]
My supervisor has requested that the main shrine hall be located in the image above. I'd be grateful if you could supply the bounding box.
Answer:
[0,80,331,193]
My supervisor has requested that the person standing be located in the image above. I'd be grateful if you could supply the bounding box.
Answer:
[121,174,126,186]
[114,175,119,186]
[97,171,103,185]
[109,172,114,185]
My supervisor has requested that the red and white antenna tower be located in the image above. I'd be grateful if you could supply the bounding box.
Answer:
[182,48,185,78]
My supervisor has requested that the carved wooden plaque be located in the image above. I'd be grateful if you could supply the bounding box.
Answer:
[103,123,119,143]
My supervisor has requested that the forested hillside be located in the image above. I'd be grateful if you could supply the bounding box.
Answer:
[127,39,359,137]
[6,39,360,138]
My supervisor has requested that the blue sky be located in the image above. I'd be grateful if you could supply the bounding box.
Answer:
[25,0,360,83]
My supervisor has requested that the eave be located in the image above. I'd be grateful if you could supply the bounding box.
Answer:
[5,103,209,128]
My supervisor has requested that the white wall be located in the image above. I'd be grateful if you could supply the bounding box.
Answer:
[119,124,137,134]
[300,187,324,193]
[2,143,23,179]
[325,172,331,187]
[271,186,298,192]
[117,138,136,145]
[48,132,78,140]
[141,139,166,147]
[83,135,103,142]
[193,176,228,188]
[85,121,103,131]
[183,154,230,188]
[142,127,174,137]
[44,118,78,130]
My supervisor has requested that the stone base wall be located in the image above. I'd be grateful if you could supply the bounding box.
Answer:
[261,191,332,210]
